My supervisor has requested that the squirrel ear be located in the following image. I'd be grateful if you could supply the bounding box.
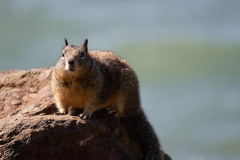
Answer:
[83,39,88,48]
[65,38,68,47]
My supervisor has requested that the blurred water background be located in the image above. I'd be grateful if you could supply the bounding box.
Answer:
[1,0,240,159]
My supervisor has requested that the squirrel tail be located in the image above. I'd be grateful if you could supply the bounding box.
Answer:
[121,108,167,160]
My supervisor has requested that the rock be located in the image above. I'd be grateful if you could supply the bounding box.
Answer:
[0,68,171,160]
[0,68,143,160]
[0,68,55,119]
[0,115,143,160]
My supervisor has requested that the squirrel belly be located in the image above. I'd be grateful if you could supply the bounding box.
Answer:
[51,39,165,160]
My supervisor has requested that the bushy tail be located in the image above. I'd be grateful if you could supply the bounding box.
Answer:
[121,108,164,160]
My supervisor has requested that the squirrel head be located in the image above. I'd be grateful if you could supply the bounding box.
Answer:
[60,39,92,75]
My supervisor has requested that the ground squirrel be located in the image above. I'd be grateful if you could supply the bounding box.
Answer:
[51,39,169,160]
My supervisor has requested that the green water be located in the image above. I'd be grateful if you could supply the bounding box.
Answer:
[1,1,240,159]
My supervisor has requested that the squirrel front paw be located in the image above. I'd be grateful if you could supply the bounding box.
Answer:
[54,107,68,115]
[79,114,91,120]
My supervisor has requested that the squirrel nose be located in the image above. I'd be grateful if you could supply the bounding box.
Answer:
[68,60,74,66]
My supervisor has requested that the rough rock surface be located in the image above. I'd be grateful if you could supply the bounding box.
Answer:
[0,68,171,160]
[0,68,55,119]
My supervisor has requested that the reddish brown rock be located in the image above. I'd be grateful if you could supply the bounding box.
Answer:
[0,114,143,160]
[0,68,171,160]
[0,68,55,119]
[0,68,144,160]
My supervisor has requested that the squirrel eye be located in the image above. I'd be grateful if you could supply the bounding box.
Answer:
[81,52,85,58]
[62,53,64,57]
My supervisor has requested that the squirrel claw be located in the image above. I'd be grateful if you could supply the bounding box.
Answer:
[79,114,91,120]
[106,108,118,116]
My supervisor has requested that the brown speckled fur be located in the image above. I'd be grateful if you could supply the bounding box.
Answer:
[51,39,165,160]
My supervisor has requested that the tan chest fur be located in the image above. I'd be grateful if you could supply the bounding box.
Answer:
[55,80,87,109]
